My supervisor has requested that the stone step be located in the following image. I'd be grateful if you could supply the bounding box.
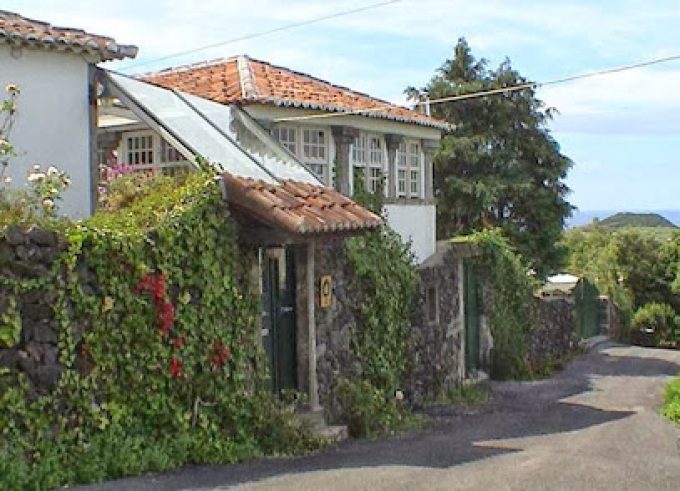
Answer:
[295,408,349,443]
[315,424,348,443]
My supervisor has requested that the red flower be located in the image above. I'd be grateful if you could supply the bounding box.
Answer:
[210,339,232,367]
[172,336,186,349]
[157,301,175,332]
[169,357,183,378]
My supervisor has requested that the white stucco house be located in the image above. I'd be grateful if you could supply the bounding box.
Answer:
[139,57,450,263]
[0,10,137,218]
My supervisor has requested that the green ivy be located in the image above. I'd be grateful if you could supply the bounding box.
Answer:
[464,229,537,379]
[0,172,319,490]
[341,210,419,436]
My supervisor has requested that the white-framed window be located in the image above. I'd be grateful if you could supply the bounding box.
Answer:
[118,130,188,171]
[123,131,154,166]
[271,125,330,184]
[271,126,297,155]
[396,139,422,199]
[352,132,385,194]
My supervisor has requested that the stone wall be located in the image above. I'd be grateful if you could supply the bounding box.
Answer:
[407,243,464,403]
[527,297,579,372]
[0,225,68,394]
[312,239,360,421]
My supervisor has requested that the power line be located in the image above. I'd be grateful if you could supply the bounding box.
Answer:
[118,0,402,72]
[272,52,680,123]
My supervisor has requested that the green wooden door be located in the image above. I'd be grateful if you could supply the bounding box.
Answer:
[464,260,481,374]
[262,247,297,394]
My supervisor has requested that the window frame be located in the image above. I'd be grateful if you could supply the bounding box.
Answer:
[120,130,155,167]
[396,138,423,199]
[351,132,386,195]
[271,124,330,184]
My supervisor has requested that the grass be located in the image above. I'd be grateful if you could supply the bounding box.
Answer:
[662,376,680,423]
[427,383,490,407]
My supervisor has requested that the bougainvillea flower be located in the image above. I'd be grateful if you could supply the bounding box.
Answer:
[169,357,183,378]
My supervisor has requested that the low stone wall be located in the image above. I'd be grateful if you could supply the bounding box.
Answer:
[0,225,68,394]
[527,297,579,372]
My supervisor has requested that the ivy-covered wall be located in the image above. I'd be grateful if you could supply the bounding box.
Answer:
[0,174,315,490]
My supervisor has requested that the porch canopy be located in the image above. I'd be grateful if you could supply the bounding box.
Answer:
[222,173,382,244]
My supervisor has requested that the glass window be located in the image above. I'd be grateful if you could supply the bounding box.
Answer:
[352,132,384,193]
[272,126,297,154]
[124,132,154,166]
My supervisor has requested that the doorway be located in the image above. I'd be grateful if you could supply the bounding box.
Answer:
[261,246,298,393]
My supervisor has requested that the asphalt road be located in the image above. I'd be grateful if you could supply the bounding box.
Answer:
[82,342,680,491]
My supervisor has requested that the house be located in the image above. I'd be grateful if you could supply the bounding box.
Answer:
[141,56,449,263]
[3,10,481,423]
[0,10,137,218]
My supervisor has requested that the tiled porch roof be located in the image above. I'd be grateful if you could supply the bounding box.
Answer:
[222,173,382,236]
[0,10,137,61]
[143,56,450,131]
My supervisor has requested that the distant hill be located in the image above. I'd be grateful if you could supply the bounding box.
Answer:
[598,212,677,229]
[568,210,680,228]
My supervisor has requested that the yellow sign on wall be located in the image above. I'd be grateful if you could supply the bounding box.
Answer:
[320,275,333,308]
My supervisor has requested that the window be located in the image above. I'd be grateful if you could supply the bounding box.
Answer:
[271,126,297,154]
[352,132,384,194]
[396,140,422,199]
[302,128,328,181]
[123,131,154,166]
[426,286,438,324]
[271,125,330,183]
[160,139,187,164]
[117,131,189,174]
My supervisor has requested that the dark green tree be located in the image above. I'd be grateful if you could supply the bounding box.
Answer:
[407,39,573,276]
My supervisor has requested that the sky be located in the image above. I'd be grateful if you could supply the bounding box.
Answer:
[5,0,680,213]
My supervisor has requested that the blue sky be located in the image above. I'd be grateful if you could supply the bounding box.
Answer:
[6,0,680,212]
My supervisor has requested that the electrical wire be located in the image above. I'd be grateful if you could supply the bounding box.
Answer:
[118,0,402,72]
[272,52,680,123]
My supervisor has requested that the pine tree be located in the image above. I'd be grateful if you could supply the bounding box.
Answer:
[407,39,573,276]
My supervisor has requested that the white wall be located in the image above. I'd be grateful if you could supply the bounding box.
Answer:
[384,203,436,264]
[0,46,92,218]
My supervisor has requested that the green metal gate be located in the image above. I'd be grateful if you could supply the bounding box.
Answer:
[574,279,600,339]
[262,247,298,394]
[464,260,481,374]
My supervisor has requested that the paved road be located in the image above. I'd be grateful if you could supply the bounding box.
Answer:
[84,342,680,490]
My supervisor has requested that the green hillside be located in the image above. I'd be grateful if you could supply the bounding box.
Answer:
[599,212,677,229]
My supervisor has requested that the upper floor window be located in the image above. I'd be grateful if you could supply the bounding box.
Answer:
[352,132,384,194]
[271,126,297,155]
[272,125,330,184]
[397,140,422,199]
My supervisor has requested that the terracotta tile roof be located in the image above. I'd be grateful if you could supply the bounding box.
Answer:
[143,56,450,130]
[222,173,383,236]
[0,10,137,61]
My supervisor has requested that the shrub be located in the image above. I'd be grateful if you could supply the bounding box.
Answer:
[337,378,418,438]
[662,376,680,423]
[630,302,676,346]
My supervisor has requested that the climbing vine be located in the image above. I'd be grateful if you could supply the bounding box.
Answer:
[465,229,537,379]
[0,172,317,489]
[341,217,420,436]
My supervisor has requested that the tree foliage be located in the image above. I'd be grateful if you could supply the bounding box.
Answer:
[563,225,680,341]
[407,39,573,276]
